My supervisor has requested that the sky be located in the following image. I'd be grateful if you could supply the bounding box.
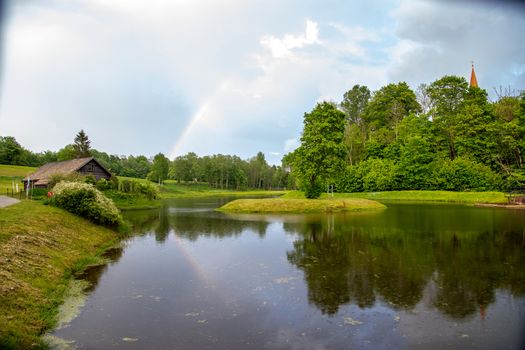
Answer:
[0,0,524,164]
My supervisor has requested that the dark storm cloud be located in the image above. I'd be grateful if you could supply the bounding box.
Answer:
[389,0,525,94]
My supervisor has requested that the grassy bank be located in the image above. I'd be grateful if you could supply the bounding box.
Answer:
[160,181,287,199]
[218,198,386,213]
[0,201,121,349]
[283,190,508,204]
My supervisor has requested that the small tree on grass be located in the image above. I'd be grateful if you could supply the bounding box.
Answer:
[293,102,347,198]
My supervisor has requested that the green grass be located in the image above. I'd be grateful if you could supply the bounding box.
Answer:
[0,164,36,177]
[217,198,386,213]
[0,201,121,349]
[0,164,36,195]
[160,180,287,198]
[282,190,508,204]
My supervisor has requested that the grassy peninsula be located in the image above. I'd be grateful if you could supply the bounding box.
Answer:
[218,198,386,213]
[282,190,508,204]
[0,201,121,349]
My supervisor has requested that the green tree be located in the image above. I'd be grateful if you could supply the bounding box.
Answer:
[340,85,371,124]
[426,76,469,159]
[72,129,92,158]
[57,144,77,161]
[148,153,170,184]
[293,102,347,198]
[0,136,24,164]
[340,85,371,165]
[364,82,421,137]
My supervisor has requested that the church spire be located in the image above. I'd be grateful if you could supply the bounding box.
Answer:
[470,61,478,88]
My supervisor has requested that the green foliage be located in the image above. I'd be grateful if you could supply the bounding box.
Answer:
[84,175,96,185]
[429,158,502,191]
[293,102,347,198]
[57,144,77,161]
[48,172,86,189]
[50,182,123,226]
[72,129,92,158]
[336,158,398,192]
[118,178,159,200]
[147,153,170,184]
[96,178,111,191]
[0,136,24,165]
[303,179,324,199]
[364,82,421,131]
[341,85,370,124]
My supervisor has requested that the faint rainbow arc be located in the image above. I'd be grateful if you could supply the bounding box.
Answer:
[170,80,230,159]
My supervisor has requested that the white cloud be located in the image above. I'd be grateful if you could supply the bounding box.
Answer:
[260,19,320,59]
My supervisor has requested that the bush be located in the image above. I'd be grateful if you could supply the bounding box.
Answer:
[84,175,96,185]
[47,172,85,189]
[96,178,111,191]
[50,181,123,226]
[430,157,502,191]
[116,178,159,199]
[135,181,160,200]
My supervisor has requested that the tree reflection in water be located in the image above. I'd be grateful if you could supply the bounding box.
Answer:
[286,212,524,319]
[123,202,524,320]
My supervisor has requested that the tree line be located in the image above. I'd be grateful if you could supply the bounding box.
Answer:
[287,76,525,198]
[0,131,293,190]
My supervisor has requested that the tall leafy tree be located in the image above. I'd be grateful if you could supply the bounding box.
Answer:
[293,102,347,198]
[364,82,421,134]
[426,76,469,159]
[340,85,371,124]
[73,129,92,158]
[148,153,170,184]
[340,85,371,165]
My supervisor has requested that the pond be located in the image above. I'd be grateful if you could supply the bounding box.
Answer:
[52,198,525,349]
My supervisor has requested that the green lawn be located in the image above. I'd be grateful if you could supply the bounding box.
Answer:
[0,201,121,349]
[0,164,36,177]
[160,180,287,198]
[283,190,508,204]
[218,198,386,213]
[0,164,36,194]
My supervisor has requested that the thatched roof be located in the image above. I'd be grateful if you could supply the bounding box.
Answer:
[23,157,107,186]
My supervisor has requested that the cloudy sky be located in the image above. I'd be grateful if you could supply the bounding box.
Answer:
[0,0,524,163]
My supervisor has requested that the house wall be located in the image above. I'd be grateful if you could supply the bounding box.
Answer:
[78,160,111,180]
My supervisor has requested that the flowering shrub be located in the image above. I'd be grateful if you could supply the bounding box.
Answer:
[50,181,123,226]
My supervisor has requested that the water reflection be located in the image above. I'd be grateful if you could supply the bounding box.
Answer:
[124,201,270,241]
[283,206,525,319]
[54,199,524,349]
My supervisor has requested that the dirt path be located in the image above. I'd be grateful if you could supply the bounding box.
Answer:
[0,195,20,208]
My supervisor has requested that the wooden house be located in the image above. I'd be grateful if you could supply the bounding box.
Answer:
[23,157,112,190]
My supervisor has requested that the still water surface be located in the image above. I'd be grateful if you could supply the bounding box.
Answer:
[53,198,525,349]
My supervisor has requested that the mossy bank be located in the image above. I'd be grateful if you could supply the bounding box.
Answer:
[218,198,386,213]
[0,201,121,349]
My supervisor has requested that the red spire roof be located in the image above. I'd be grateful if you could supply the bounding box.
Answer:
[470,62,478,88]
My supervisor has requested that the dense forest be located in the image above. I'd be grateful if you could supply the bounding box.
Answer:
[1,74,523,194]
[286,75,525,197]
